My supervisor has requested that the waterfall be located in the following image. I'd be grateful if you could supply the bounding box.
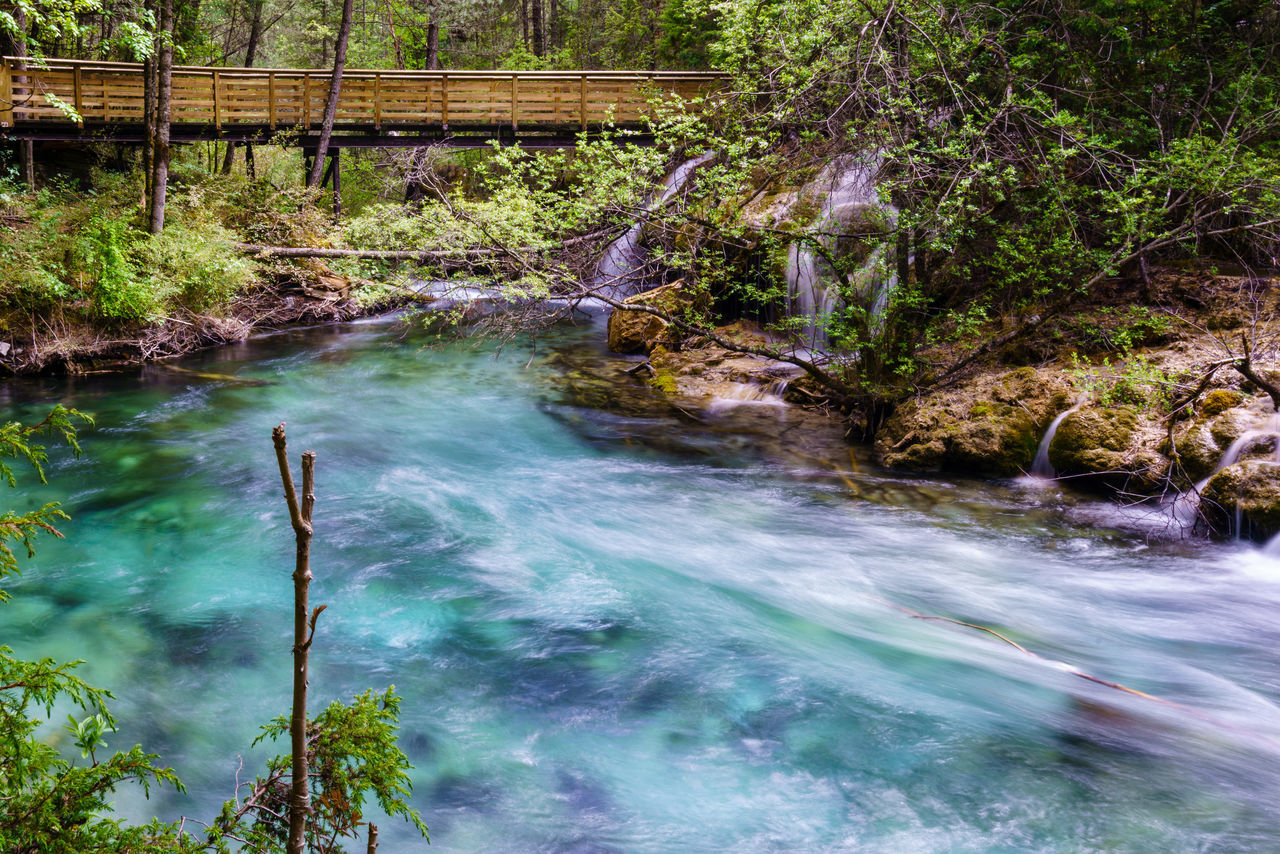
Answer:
[592,152,716,301]
[1030,400,1085,479]
[706,377,793,414]
[1168,414,1280,534]
[783,154,898,350]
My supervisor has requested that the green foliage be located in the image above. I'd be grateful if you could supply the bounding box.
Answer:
[1066,351,1175,410]
[138,222,255,313]
[0,405,89,597]
[204,688,427,853]
[0,174,259,327]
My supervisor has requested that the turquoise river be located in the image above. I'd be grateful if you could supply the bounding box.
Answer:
[4,311,1280,852]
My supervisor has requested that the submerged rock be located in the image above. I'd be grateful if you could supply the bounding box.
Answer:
[875,367,1074,477]
[1202,460,1280,541]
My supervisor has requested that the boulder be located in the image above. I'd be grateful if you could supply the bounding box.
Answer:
[1171,395,1273,483]
[606,281,705,355]
[875,367,1075,477]
[1047,405,1166,492]
[1202,460,1280,541]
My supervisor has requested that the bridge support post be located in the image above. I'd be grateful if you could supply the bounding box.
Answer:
[331,148,341,220]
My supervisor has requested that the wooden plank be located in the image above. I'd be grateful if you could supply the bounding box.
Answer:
[269,72,276,129]
[304,74,311,128]
[212,70,222,129]
[1,61,14,127]
[373,72,381,130]
[441,73,448,127]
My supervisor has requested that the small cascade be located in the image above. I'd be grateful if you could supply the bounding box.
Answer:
[783,154,899,350]
[1168,414,1280,534]
[706,377,792,415]
[592,152,716,301]
[1030,400,1085,479]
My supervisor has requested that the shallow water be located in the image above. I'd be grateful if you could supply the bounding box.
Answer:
[4,316,1280,852]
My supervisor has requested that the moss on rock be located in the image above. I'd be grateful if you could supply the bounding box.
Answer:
[1202,460,1280,541]
[875,367,1075,477]
[1047,406,1166,492]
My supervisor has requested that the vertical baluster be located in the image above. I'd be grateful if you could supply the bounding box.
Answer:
[213,70,222,129]
[73,65,83,127]
[0,60,12,128]
[511,74,518,132]
[441,73,449,130]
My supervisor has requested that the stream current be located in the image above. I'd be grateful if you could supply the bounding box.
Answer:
[4,314,1280,852]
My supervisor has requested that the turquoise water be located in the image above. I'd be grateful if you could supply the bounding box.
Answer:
[5,314,1280,852]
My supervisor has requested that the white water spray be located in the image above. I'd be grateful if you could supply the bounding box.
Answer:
[783,154,899,350]
[1030,400,1086,479]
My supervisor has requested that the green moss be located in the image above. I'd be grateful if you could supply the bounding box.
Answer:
[1199,389,1244,417]
[649,368,679,394]
[968,403,992,418]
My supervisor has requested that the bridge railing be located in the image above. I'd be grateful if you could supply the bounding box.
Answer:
[0,58,724,132]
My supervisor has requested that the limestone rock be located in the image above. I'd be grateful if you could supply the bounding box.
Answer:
[1202,460,1280,541]
[1171,395,1272,483]
[606,281,704,355]
[1047,405,1165,491]
[875,367,1075,477]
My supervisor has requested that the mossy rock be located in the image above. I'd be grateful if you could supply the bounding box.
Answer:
[1200,389,1244,417]
[1173,406,1261,483]
[1048,406,1165,492]
[1202,460,1280,541]
[876,368,1074,478]
[606,281,707,355]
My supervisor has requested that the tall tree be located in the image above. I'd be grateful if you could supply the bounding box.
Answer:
[221,0,265,175]
[530,0,544,56]
[307,0,355,189]
[148,0,174,234]
[6,8,35,187]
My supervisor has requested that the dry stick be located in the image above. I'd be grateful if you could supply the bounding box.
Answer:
[272,424,317,854]
[367,824,379,854]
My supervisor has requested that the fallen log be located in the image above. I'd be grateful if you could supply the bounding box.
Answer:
[234,226,619,262]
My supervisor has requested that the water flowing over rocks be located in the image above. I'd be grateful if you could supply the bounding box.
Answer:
[874,367,1075,477]
[1047,406,1167,493]
[1202,461,1280,541]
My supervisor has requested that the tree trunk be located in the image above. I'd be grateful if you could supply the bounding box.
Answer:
[149,0,174,234]
[530,0,544,57]
[220,0,265,175]
[8,8,35,187]
[425,0,439,71]
[382,0,404,68]
[521,0,529,49]
[272,425,316,854]
[307,0,355,189]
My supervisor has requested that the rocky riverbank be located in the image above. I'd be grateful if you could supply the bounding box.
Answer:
[605,264,1280,543]
[0,260,407,374]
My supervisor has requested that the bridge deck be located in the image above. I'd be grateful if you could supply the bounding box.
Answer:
[0,58,721,142]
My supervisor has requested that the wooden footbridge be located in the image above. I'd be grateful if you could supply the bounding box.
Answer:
[0,57,721,148]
